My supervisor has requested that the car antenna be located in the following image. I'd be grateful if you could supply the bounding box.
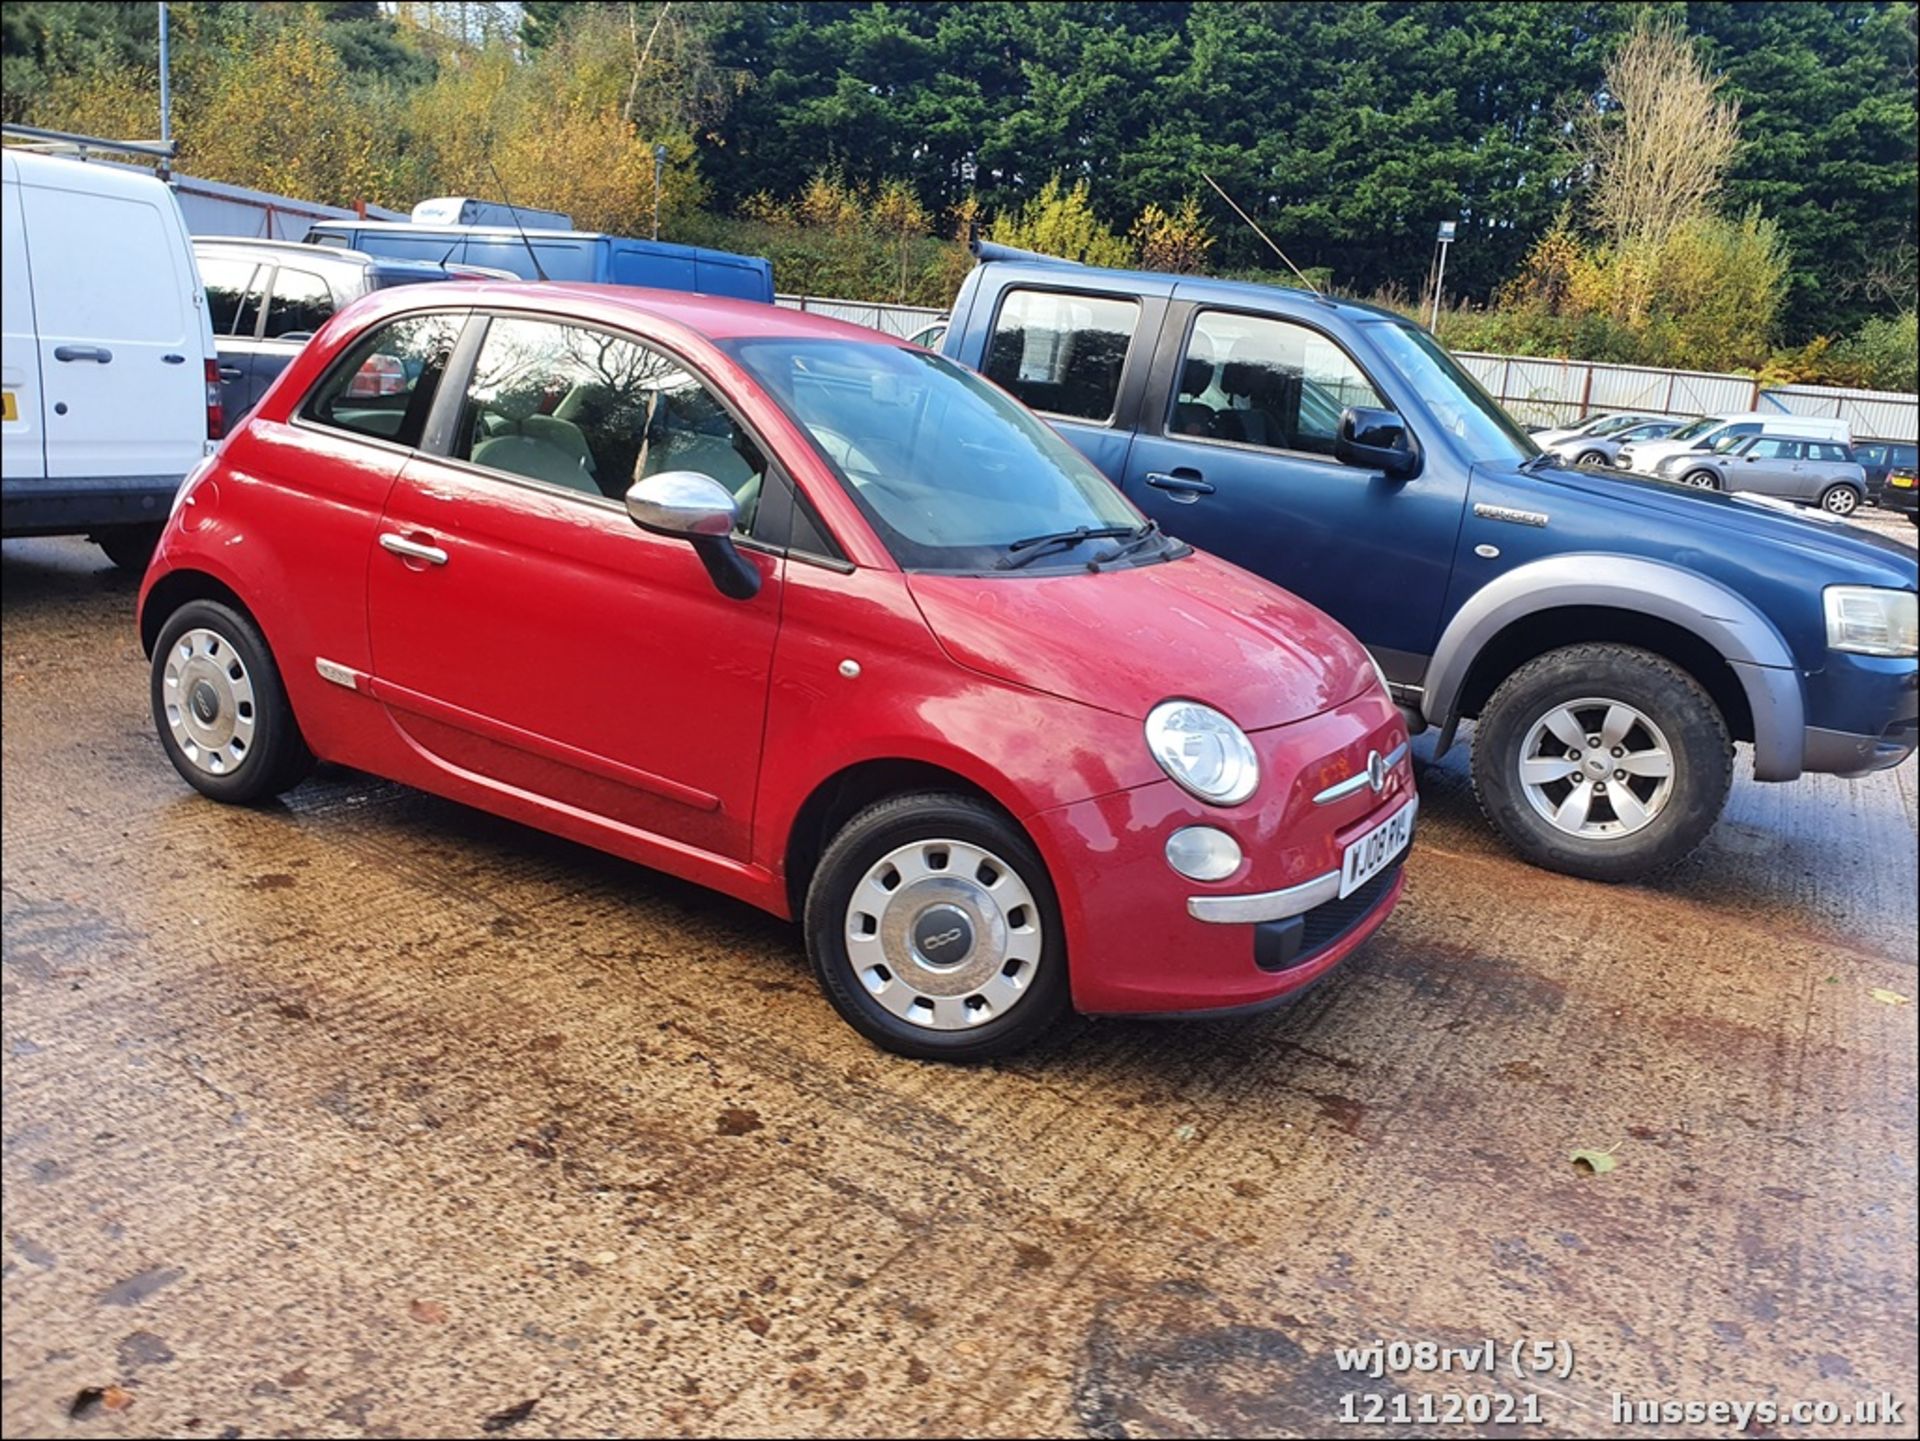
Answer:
[1199,172,1321,296]
[483,154,550,282]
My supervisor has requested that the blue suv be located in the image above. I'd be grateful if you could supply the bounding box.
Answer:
[940,243,1918,881]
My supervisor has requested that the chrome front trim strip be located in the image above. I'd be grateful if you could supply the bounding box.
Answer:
[1312,740,1410,805]
[1188,869,1341,924]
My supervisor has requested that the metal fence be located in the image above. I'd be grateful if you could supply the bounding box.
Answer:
[775,292,1920,444]
[775,294,947,340]
[1452,352,1918,443]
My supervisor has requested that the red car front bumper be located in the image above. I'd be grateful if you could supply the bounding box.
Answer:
[1028,688,1414,1016]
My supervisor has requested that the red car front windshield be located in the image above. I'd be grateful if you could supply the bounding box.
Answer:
[725,338,1151,573]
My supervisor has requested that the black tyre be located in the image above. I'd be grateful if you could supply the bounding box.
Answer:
[93,523,164,573]
[1575,449,1608,467]
[150,599,313,804]
[803,792,1070,1060]
[1680,469,1721,491]
[1470,644,1732,882]
[1818,484,1860,517]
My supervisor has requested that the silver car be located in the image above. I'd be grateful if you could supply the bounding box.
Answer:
[1554,416,1685,467]
[1656,434,1869,516]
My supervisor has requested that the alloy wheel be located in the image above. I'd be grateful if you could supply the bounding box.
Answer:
[1517,697,1675,840]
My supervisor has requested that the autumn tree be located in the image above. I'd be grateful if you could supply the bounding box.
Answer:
[1576,18,1742,251]
[988,177,1133,268]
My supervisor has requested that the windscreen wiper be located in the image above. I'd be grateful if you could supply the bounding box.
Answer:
[1519,449,1559,472]
[998,524,1137,570]
[1089,519,1168,570]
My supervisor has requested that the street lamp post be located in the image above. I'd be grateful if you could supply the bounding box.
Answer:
[1429,219,1457,332]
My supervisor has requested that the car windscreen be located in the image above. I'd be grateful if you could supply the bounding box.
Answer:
[723,337,1152,573]
[1361,321,1535,463]
[1666,416,1721,442]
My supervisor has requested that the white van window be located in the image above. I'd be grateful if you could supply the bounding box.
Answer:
[29,189,184,344]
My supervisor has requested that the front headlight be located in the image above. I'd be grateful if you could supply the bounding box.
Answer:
[1824,586,1919,657]
[1145,700,1259,806]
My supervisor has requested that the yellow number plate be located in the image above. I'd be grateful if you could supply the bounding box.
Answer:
[1,391,17,423]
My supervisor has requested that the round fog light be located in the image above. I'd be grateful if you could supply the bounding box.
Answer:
[1165,826,1243,882]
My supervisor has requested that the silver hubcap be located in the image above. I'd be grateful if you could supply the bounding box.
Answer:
[1686,473,1716,489]
[1824,488,1856,514]
[845,838,1041,1030]
[1519,697,1675,840]
[162,627,256,775]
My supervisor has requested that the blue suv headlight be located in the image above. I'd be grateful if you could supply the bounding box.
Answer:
[1823,586,1919,657]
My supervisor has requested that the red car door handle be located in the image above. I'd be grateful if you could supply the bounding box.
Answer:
[379,533,448,566]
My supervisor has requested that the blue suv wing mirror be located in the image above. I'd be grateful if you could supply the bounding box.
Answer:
[1336,406,1419,479]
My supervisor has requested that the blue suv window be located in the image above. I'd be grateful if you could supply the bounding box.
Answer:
[1173,311,1385,457]
[983,289,1137,423]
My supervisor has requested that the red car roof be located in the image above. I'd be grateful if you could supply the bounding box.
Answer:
[424,281,897,345]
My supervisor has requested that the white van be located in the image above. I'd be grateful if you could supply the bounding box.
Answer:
[2,149,219,569]
[1618,411,1851,477]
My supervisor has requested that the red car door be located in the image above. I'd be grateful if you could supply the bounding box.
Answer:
[364,312,784,863]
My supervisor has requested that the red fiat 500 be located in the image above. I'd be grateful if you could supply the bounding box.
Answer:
[138,283,1414,1059]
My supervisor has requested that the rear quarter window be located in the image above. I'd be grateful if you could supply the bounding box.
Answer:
[983,288,1138,423]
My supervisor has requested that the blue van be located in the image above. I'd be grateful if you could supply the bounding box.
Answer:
[303,221,775,304]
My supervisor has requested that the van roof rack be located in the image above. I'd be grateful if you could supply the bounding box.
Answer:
[1,122,177,163]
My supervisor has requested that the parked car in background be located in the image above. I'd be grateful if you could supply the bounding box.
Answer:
[906,317,949,350]
[305,219,776,303]
[137,281,1414,1059]
[938,241,1918,881]
[1654,434,1870,516]
[2,149,219,570]
[194,237,508,421]
[1855,439,1919,506]
[1877,453,1918,526]
[1530,411,1666,451]
[1553,416,1685,467]
[1618,411,1850,476]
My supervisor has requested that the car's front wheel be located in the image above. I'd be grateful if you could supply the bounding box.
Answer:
[150,599,313,804]
[1575,449,1608,467]
[1470,644,1732,882]
[1819,484,1861,516]
[804,792,1070,1060]
[1679,469,1721,490]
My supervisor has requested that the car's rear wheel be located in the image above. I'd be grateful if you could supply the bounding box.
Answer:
[92,523,164,573]
[1680,469,1720,490]
[1819,484,1861,516]
[804,792,1070,1060]
[1471,644,1731,882]
[150,599,312,804]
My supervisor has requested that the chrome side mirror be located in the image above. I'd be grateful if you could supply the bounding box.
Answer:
[624,471,760,600]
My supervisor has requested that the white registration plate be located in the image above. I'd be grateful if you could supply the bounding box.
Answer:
[1339,797,1416,898]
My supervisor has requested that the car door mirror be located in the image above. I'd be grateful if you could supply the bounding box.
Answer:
[1335,406,1418,479]
[624,471,762,600]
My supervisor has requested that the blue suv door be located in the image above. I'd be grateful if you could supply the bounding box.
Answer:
[1115,298,1466,676]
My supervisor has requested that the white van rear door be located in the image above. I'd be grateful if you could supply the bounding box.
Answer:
[22,169,206,482]
[1,167,44,480]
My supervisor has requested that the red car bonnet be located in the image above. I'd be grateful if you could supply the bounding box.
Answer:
[905,549,1375,732]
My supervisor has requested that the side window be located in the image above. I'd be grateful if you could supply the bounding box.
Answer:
[198,258,257,336]
[455,315,768,535]
[983,288,1137,422]
[1174,310,1385,457]
[1814,443,1849,463]
[1748,438,1794,460]
[301,312,464,446]
[265,267,335,339]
